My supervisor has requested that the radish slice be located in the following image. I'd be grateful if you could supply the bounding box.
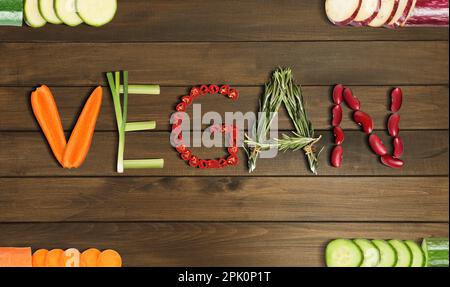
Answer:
[404,0,449,27]
[395,0,416,26]
[351,0,382,26]
[369,0,400,27]
[385,0,411,27]
[325,0,362,26]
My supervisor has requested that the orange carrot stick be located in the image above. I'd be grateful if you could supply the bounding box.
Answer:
[45,249,64,267]
[62,86,103,168]
[31,85,67,165]
[32,249,48,267]
[96,249,122,267]
[59,248,80,267]
[0,247,32,267]
[80,248,101,267]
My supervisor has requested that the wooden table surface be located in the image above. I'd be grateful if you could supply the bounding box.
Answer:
[0,0,448,267]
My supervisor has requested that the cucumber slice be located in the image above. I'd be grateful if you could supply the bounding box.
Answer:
[76,0,117,27]
[326,239,363,267]
[0,0,23,26]
[388,239,412,267]
[353,239,380,267]
[39,0,63,24]
[372,239,397,267]
[404,240,425,267]
[25,0,47,28]
[55,0,82,26]
[422,238,449,267]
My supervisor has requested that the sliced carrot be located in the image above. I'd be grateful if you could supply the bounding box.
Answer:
[45,249,65,267]
[59,248,80,267]
[62,86,103,168]
[32,249,49,267]
[96,249,122,267]
[80,248,101,267]
[31,85,67,166]
[0,247,32,267]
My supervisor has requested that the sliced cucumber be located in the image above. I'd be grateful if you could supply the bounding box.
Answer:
[372,239,397,267]
[76,0,117,27]
[55,0,82,26]
[39,0,63,24]
[0,0,23,26]
[422,238,449,267]
[353,239,380,267]
[326,239,363,267]
[388,239,412,267]
[404,240,425,267]
[25,0,47,28]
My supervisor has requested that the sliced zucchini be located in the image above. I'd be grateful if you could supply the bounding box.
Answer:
[372,239,397,267]
[422,238,449,267]
[326,239,363,267]
[76,0,117,27]
[55,0,82,26]
[404,240,425,267]
[39,0,63,24]
[353,239,380,267]
[0,0,23,26]
[388,239,412,267]
[25,0,47,28]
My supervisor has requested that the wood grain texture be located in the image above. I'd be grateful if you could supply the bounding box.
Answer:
[0,177,447,222]
[1,85,448,131]
[0,131,447,176]
[0,42,448,86]
[0,222,447,267]
[0,0,447,42]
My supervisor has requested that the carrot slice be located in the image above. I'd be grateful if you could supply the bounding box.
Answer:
[62,86,103,168]
[45,249,64,267]
[31,85,67,165]
[97,249,122,267]
[80,248,101,267]
[32,249,49,267]
[0,247,32,267]
[59,248,80,267]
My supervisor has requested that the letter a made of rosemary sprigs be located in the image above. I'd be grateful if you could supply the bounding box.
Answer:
[244,68,323,174]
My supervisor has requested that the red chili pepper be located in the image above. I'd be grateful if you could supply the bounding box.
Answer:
[332,84,344,105]
[189,156,199,167]
[369,134,388,156]
[173,112,185,122]
[391,87,403,113]
[200,84,209,95]
[199,160,209,169]
[333,126,345,145]
[388,114,400,137]
[227,155,238,166]
[227,146,239,155]
[209,84,219,94]
[381,155,404,169]
[353,111,373,134]
[332,105,342,127]
[176,102,187,112]
[393,137,404,158]
[228,89,239,101]
[176,144,187,154]
[343,88,361,111]
[219,85,230,95]
[181,95,193,105]
[219,158,228,167]
[181,150,192,161]
[331,145,343,168]
[207,159,220,168]
[190,87,201,98]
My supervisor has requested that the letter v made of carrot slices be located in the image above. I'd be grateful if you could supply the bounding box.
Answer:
[31,85,67,166]
[62,86,103,168]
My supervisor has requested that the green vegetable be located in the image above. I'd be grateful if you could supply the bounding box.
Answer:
[54,0,82,26]
[325,239,363,267]
[0,0,23,26]
[39,0,62,24]
[371,240,397,267]
[388,240,412,267]
[422,238,449,267]
[120,85,160,95]
[353,239,380,267]
[106,71,164,173]
[404,240,425,267]
[76,0,117,27]
[24,0,46,28]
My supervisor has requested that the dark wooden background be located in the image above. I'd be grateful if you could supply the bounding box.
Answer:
[0,0,448,266]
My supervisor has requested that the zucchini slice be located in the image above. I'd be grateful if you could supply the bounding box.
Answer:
[372,239,397,267]
[39,0,63,24]
[404,240,425,267]
[76,0,117,27]
[25,0,47,28]
[388,239,412,267]
[326,239,363,267]
[0,0,23,26]
[422,238,449,267]
[54,0,82,26]
[353,239,380,267]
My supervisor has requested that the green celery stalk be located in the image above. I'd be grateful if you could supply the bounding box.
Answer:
[124,159,165,169]
[106,72,122,128]
[120,85,160,95]
[117,71,129,173]
[125,121,156,132]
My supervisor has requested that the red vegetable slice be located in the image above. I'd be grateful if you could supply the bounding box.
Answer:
[369,134,388,156]
[332,84,344,105]
[404,0,449,26]
[385,0,411,27]
[381,155,404,169]
[325,0,362,25]
[390,87,403,112]
[395,0,416,26]
[331,145,344,168]
[369,0,400,27]
[343,88,361,111]
[388,114,400,137]
[351,0,382,26]
[332,105,343,127]
[393,137,404,158]
[353,111,373,134]
[333,126,345,145]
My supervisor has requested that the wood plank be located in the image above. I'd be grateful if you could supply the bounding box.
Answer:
[0,177,447,222]
[1,85,448,131]
[1,42,448,86]
[0,131,447,176]
[0,222,446,266]
[0,0,447,42]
